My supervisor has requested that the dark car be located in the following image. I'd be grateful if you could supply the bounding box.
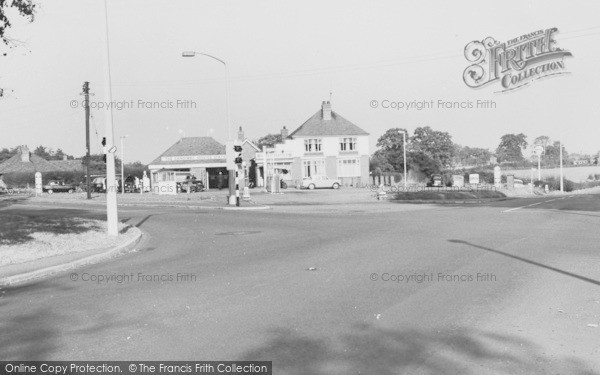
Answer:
[43,180,77,194]
[177,176,205,193]
[123,175,139,193]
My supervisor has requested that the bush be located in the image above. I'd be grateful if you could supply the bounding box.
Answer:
[575,180,600,190]
[534,176,575,192]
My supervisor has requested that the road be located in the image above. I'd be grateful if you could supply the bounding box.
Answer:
[1,195,599,374]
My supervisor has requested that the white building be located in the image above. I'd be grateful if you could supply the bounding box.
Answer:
[256,101,370,187]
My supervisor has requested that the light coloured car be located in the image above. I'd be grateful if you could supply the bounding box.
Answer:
[301,175,341,190]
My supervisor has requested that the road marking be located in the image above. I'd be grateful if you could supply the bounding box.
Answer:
[502,198,559,213]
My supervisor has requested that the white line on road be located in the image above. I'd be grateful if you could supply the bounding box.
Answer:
[502,198,560,213]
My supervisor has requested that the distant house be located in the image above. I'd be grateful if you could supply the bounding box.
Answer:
[148,128,259,190]
[0,145,83,174]
[255,101,370,186]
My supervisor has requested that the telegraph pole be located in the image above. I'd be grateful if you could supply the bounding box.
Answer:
[83,82,92,200]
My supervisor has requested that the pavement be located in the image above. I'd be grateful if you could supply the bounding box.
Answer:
[0,192,599,374]
[0,206,143,286]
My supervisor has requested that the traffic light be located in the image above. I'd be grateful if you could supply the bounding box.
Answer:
[233,142,243,165]
[102,137,107,163]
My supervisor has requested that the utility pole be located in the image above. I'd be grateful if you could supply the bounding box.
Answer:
[82,82,92,199]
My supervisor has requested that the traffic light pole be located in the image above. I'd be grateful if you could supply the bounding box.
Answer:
[235,168,240,207]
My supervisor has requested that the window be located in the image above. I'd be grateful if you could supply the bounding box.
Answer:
[337,158,360,177]
[303,159,325,177]
[304,139,322,152]
[340,137,357,151]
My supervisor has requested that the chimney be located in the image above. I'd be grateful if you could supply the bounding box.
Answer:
[321,101,332,121]
[281,126,289,139]
[19,145,30,163]
[237,126,244,141]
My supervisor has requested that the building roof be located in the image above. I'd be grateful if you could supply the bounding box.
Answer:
[149,137,226,166]
[49,159,84,171]
[0,154,81,173]
[289,110,369,137]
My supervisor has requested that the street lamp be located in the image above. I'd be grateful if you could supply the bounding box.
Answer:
[120,135,129,194]
[398,129,408,189]
[182,51,235,204]
[559,138,564,192]
[182,51,231,141]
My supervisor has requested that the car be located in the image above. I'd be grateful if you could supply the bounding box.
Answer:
[301,175,341,190]
[91,177,107,192]
[177,176,205,193]
[123,175,140,193]
[42,180,77,194]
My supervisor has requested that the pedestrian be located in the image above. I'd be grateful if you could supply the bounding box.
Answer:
[217,171,224,190]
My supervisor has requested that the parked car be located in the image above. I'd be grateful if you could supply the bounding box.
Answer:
[177,176,205,193]
[123,175,139,193]
[43,180,77,194]
[91,177,107,192]
[301,175,341,190]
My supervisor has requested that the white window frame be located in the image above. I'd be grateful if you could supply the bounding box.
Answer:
[340,137,357,151]
[303,159,325,177]
[304,138,322,152]
[337,158,360,177]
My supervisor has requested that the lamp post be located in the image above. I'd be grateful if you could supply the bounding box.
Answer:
[103,0,118,236]
[182,51,235,204]
[120,135,129,194]
[399,129,407,189]
[559,139,564,192]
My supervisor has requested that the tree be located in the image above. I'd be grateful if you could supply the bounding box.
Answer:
[454,145,492,167]
[124,161,148,178]
[496,133,528,163]
[407,151,441,176]
[254,133,282,150]
[0,0,36,46]
[0,146,17,163]
[369,149,394,175]
[33,145,52,159]
[375,127,408,171]
[543,141,568,167]
[409,126,455,168]
[1,0,37,97]
[534,135,551,149]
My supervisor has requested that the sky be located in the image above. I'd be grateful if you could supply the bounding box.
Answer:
[1,0,599,164]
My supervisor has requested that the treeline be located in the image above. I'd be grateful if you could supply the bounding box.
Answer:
[0,145,149,188]
[370,127,600,180]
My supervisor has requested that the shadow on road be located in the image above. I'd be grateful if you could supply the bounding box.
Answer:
[0,279,144,360]
[448,239,600,286]
[242,324,597,374]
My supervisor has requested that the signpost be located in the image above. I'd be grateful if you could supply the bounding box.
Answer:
[35,172,42,197]
[493,166,501,188]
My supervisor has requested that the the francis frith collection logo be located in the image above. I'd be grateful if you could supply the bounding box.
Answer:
[463,27,572,92]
